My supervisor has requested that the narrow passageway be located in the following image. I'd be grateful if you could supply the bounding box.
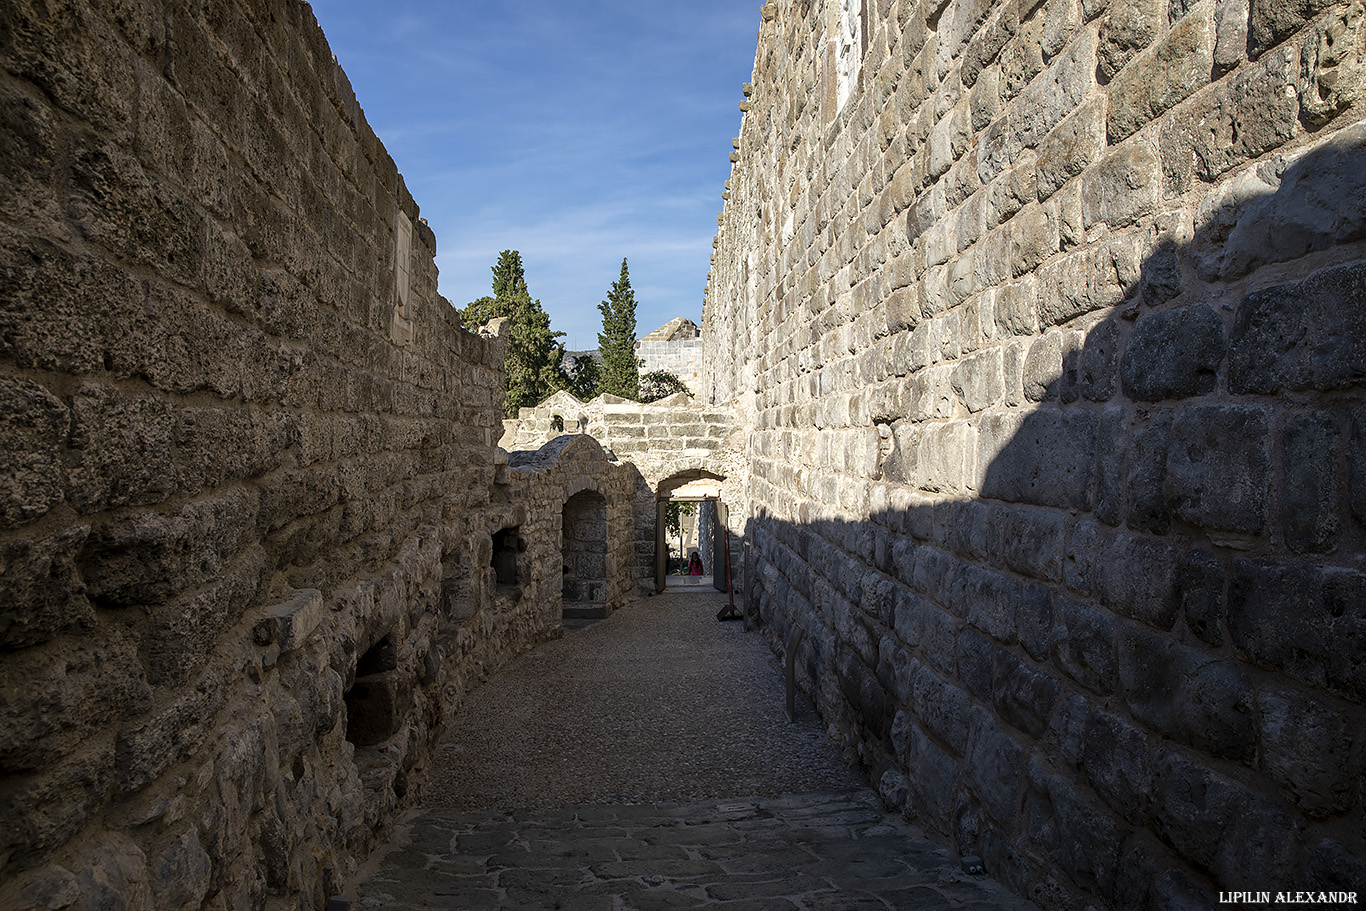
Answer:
[351,591,1034,910]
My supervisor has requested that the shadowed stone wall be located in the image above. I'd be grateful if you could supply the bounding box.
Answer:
[705,0,1366,907]
[0,1,616,907]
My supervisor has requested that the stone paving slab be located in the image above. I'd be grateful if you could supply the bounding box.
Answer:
[354,791,1031,910]
[350,592,1036,910]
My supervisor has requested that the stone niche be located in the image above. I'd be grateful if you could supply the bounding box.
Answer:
[562,489,608,606]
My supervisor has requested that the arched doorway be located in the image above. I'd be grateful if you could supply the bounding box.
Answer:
[562,488,607,618]
[654,470,727,594]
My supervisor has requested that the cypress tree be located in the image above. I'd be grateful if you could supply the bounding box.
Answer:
[460,250,566,417]
[597,258,641,400]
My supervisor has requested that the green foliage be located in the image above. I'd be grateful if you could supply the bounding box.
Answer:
[566,353,601,401]
[597,258,641,400]
[459,250,567,417]
[639,370,691,403]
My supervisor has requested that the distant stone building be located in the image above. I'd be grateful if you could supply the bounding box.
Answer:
[635,317,704,392]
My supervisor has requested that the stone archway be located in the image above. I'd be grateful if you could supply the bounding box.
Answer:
[654,470,727,594]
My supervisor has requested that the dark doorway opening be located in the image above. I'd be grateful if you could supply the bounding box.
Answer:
[562,489,608,619]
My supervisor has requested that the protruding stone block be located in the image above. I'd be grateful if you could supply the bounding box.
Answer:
[254,592,325,655]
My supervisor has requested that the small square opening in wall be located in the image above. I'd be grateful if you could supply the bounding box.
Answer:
[345,634,401,749]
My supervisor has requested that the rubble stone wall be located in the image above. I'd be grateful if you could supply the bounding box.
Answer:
[705,0,1366,907]
[0,1,565,907]
[504,434,637,618]
[504,391,745,592]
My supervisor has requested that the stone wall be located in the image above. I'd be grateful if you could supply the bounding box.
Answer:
[503,434,636,619]
[705,0,1366,907]
[636,317,705,393]
[503,391,744,591]
[0,1,568,907]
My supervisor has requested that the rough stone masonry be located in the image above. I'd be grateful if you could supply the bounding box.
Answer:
[0,1,640,908]
[703,0,1366,908]
[2,0,1365,910]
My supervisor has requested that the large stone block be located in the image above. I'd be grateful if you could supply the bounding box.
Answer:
[0,630,148,774]
[1210,126,1366,281]
[1151,748,1304,887]
[1248,0,1338,57]
[82,489,258,609]
[1053,596,1117,695]
[909,661,973,754]
[1119,304,1226,402]
[1026,760,1125,898]
[1017,583,1055,661]
[964,705,1026,826]
[1299,4,1366,129]
[1108,10,1214,142]
[962,565,1023,644]
[1158,45,1298,192]
[1098,0,1164,81]
[1175,547,1225,646]
[1118,626,1257,763]
[1257,685,1362,817]
[65,383,179,515]
[1165,405,1270,534]
[1096,532,1178,629]
[1229,560,1366,699]
[0,377,69,530]
[1036,95,1107,201]
[957,629,996,703]
[1078,317,1120,402]
[1081,143,1162,230]
[991,648,1059,736]
[1035,232,1143,327]
[1064,519,1101,595]
[1229,261,1366,395]
[141,546,266,687]
[0,748,117,875]
[1353,405,1366,526]
[998,506,1065,582]
[1126,411,1171,534]
[905,722,960,828]
[978,408,1098,510]
[1082,707,1151,824]
[1282,412,1342,554]
[0,527,94,651]
[1094,409,1126,527]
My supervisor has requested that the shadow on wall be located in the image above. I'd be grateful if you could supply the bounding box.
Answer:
[747,131,1366,910]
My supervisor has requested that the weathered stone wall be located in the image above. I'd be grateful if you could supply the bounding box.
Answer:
[0,1,561,907]
[636,320,706,394]
[705,0,1366,907]
[503,434,637,619]
[503,390,744,592]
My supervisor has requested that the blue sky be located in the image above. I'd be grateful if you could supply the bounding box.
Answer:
[308,1,759,351]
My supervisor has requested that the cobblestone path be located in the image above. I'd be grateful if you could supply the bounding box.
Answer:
[351,590,1035,910]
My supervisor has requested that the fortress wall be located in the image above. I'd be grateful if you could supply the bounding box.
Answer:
[0,1,546,906]
[705,0,1366,906]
